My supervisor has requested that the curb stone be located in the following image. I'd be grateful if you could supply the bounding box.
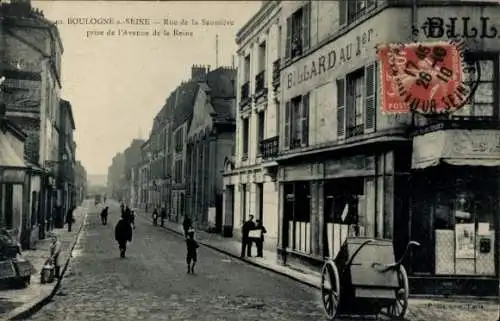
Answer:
[5,210,88,321]
[137,214,499,303]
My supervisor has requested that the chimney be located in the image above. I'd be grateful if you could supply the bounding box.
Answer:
[191,64,207,82]
[9,0,32,15]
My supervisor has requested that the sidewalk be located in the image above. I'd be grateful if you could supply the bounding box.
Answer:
[136,211,498,321]
[0,206,87,320]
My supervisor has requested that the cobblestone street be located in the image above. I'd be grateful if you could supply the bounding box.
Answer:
[25,205,327,321]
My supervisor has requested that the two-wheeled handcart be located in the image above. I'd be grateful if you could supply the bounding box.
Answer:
[321,237,420,320]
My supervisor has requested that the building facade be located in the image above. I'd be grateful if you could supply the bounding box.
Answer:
[56,99,75,228]
[222,0,281,250]
[106,152,126,201]
[1,0,63,241]
[74,160,87,205]
[186,66,237,232]
[267,0,500,296]
[122,139,144,207]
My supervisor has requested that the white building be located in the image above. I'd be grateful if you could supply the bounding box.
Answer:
[222,0,281,252]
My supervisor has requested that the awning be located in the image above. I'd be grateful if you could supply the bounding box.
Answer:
[412,129,500,169]
[0,132,26,183]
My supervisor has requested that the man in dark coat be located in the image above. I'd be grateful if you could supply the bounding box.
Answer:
[182,216,192,238]
[160,207,167,227]
[100,206,109,225]
[255,219,267,257]
[66,207,75,232]
[115,213,133,258]
[240,215,255,258]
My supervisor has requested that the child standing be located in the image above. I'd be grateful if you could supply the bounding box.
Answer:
[186,229,199,274]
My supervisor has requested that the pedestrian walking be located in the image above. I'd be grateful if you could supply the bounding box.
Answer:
[186,229,199,274]
[129,207,135,229]
[160,207,166,227]
[255,219,267,258]
[100,206,109,225]
[115,212,133,258]
[66,206,75,232]
[120,203,125,214]
[182,216,192,238]
[240,215,255,258]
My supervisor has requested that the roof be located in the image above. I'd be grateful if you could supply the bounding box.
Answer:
[60,99,75,130]
[172,81,199,129]
[206,67,236,122]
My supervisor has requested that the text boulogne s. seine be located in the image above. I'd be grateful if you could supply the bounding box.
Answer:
[286,29,374,90]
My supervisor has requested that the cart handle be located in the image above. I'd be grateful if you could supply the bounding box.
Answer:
[371,240,420,272]
[341,239,374,275]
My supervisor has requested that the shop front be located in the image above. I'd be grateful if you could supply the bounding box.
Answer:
[409,129,500,296]
[278,145,411,270]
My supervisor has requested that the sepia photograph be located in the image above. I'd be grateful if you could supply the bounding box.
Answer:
[0,0,499,320]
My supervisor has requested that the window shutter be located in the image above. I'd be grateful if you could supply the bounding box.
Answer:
[302,2,311,51]
[336,78,346,139]
[346,78,356,136]
[285,17,292,59]
[339,0,347,28]
[284,101,291,149]
[364,62,377,133]
[301,93,309,146]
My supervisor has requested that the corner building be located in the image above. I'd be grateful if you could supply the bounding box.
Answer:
[276,0,500,296]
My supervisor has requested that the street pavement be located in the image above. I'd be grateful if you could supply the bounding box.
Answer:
[25,204,327,321]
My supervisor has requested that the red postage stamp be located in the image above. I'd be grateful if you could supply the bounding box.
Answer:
[377,41,470,114]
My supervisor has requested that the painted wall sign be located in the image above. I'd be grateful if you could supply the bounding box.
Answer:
[413,17,498,39]
[284,28,375,92]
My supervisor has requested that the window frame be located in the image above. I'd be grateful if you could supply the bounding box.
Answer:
[241,117,249,159]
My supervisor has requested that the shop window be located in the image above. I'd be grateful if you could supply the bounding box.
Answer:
[284,93,309,150]
[284,182,311,253]
[323,179,367,258]
[452,55,498,119]
[285,2,310,60]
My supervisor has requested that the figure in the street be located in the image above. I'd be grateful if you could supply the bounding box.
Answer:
[182,216,192,238]
[152,207,158,226]
[255,219,267,258]
[240,215,255,258]
[186,229,199,274]
[120,202,125,214]
[160,207,166,227]
[129,207,135,229]
[100,206,109,225]
[66,206,75,232]
[115,212,133,258]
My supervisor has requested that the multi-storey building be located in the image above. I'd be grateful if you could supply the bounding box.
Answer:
[74,160,87,205]
[56,99,75,228]
[122,139,144,206]
[138,139,151,210]
[271,0,500,296]
[222,1,281,248]
[106,152,125,201]
[185,65,237,232]
[1,0,63,241]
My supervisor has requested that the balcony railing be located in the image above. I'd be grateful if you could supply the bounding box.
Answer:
[272,59,280,89]
[239,81,251,109]
[259,136,279,159]
[255,70,266,95]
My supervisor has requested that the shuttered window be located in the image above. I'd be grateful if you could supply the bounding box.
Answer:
[301,93,309,146]
[285,17,292,59]
[364,62,377,132]
[302,1,311,51]
[337,78,346,139]
[339,0,347,27]
[284,101,291,149]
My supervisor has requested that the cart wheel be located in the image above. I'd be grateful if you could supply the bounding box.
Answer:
[382,265,409,320]
[321,260,340,320]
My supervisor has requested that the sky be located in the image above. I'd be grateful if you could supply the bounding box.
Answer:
[32,0,261,176]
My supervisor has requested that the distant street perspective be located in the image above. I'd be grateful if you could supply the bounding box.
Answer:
[26,201,325,321]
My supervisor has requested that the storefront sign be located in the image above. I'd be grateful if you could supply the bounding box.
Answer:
[413,17,498,39]
[412,129,500,169]
[285,28,375,92]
